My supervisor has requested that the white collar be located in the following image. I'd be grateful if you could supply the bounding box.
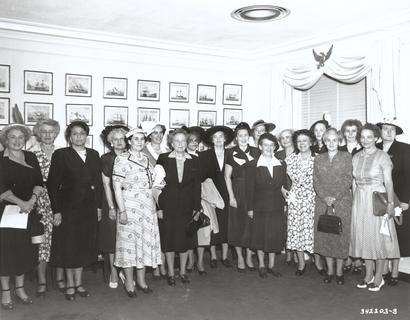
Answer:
[257,155,281,168]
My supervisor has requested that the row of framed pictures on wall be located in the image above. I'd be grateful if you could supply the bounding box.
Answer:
[0,65,242,105]
[0,97,243,129]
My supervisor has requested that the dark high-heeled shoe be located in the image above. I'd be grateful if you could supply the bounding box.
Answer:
[314,265,326,276]
[136,284,152,294]
[75,285,90,298]
[36,283,47,298]
[388,277,399,286]
[123,285,137,298]
[237,267,246,273]
[336,275,344,285]
[167,276,176,286]
[258,267,268,278]
[352,266,363,275]
[295,265,306,276]
[56,279,66,293]
[221,259,232,268]
[198,269,207,276]
[1,289,14,310]
[323,274,334,283]
[14,286,33,305]
[180,274,190,284]
[210,259,218,268]
[267,268,282,277]
[65,287,75,301]
[342,264,352,274]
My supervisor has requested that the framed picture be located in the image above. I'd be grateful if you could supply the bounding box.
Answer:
[66,104,93,125]
[103,77,128,99]
[169,82,189,103]
[24,102,53,125]
[223,83,242,106]
[137,107,160,126]
[24,70,53,95]
[198,110,217,128]
[65,73,92,97]
[169,109,189,129]
[223,108,242,128]
[0,65,10,93]
[197,84,216,104]
[104,106,128,126]
[0,97,10,125]
[86,135,93,148]
[137,80,160,101]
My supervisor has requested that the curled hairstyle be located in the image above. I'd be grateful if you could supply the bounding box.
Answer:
[340,119,362,142]
[0,124,32,146]
[292,129,315,153]
[322,128,339,143]
[361,123,381,139]
[65,121,90,143]
[32,119,60,139]
[258,133,279,152]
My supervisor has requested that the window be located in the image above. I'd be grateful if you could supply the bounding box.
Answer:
[300,75,367,129]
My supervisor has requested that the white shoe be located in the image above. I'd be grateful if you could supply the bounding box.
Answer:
[356,276,374,289]
[368,278,385,292]
[109,281,118,289]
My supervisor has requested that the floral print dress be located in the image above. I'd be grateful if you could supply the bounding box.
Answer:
[285,153,316,253]
[31,144,54,262]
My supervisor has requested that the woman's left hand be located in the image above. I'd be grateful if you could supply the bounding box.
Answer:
[108,208,116,220]
[97,208,102,222]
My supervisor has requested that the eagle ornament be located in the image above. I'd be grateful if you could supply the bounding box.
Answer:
[313,45,333,69]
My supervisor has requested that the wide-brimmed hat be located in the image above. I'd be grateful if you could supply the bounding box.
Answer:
[184,126,205,141]
[376,118,403,135]
[309,119,330,132]
[251,120,276,133]
[140,121,166,136]
[203,126,234,146]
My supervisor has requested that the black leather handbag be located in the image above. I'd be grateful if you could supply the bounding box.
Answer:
[373,191,400,216]
[317,204,342,235]
[185,208,210,236]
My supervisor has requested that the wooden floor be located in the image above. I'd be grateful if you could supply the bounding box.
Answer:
[2,255,409,320]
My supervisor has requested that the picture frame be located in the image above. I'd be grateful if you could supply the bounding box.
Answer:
[0,97,10,125]
[137,107,160,126]
[24,102,54,125]
[24,70,53,95]
[103,77,128,99]
[104,106,128,126]
[169,109,189,129]
[169,82,189,103]
[223,83,242,106]
[198,110,217,128]
[223,108,243,128]
[66,104,93,126]
[197,84,216,104]
[65,73,92,97]
[0,65,10,93]
[137,80,160,101]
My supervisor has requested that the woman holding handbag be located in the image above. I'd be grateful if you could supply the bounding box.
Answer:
[313,128,353,285]
[350,123,400,292]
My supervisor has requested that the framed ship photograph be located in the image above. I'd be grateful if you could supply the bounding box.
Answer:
[169,82,189,103]
[24,70,53,95]
[24,102,54,125]
[137,80,160,101]
[104,106,128,126]
[137,107,160,126]
[0,64,10,93]
[223,108,242,128]
[223,83,242,106]
[65,73,92,97]
[197,84,216,104]
[198,110,217,128]
[66,104,93,125]
[0,97,10,125]
[169,109,189,129]
[103,77,128,99]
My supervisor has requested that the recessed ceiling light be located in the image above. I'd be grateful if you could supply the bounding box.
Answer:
[231,5,290,22]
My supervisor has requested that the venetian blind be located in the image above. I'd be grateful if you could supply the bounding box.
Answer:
[301,75,367,129]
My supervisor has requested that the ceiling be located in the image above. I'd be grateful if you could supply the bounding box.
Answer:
[0,0,409,56]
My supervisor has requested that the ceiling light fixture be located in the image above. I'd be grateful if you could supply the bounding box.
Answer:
[231,5,290,22]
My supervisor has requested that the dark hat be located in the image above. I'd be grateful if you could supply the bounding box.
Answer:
[309,119,330,132]
[234,122,251,136]
[376,118,403,135]
[100,125,130,146]
[184,126,205,141]
[203,126,234,146]
[251,120,276,132]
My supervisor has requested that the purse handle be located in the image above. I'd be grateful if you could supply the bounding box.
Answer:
[326,204,335,215]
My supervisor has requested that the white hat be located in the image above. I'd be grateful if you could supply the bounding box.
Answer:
[125,127,147,138]
[139,122,166,136]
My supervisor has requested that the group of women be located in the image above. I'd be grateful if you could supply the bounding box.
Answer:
[0,116,409,310]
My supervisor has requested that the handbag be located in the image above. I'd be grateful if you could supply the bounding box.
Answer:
[373,191,400,216]
[317,204,342,235]
[185,208,210,236]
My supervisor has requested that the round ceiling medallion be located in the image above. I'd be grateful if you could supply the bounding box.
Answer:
[231,5,290,22]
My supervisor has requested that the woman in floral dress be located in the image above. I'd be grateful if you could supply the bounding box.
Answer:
[284,129,317,276]
[30,119,65,296]
[113,128,161,297]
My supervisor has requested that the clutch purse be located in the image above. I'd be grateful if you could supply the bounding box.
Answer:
[317,204,342,235]
[185,208,210,236]
[373,191,400,216]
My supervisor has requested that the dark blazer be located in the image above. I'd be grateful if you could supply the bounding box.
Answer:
[0,161,4,213]
[376,140,410,203]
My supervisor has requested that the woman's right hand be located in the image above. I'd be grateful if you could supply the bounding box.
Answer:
[157,210,163,219]
[19,200,34,213]
[119,211,128,225]
[229,197,237,208]
[108,208,116,220]
[53,213,62,226]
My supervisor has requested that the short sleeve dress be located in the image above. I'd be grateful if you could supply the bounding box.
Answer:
[350,149,400,259]
[112,152,161,268]
[285,152,316,253]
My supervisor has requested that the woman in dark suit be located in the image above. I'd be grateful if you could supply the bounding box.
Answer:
[0,124,44,309]
[156,129,201,286]
[376,120,410,285]
[247,133,287,278]
[48,121,103,301]
[201,126,234,268]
